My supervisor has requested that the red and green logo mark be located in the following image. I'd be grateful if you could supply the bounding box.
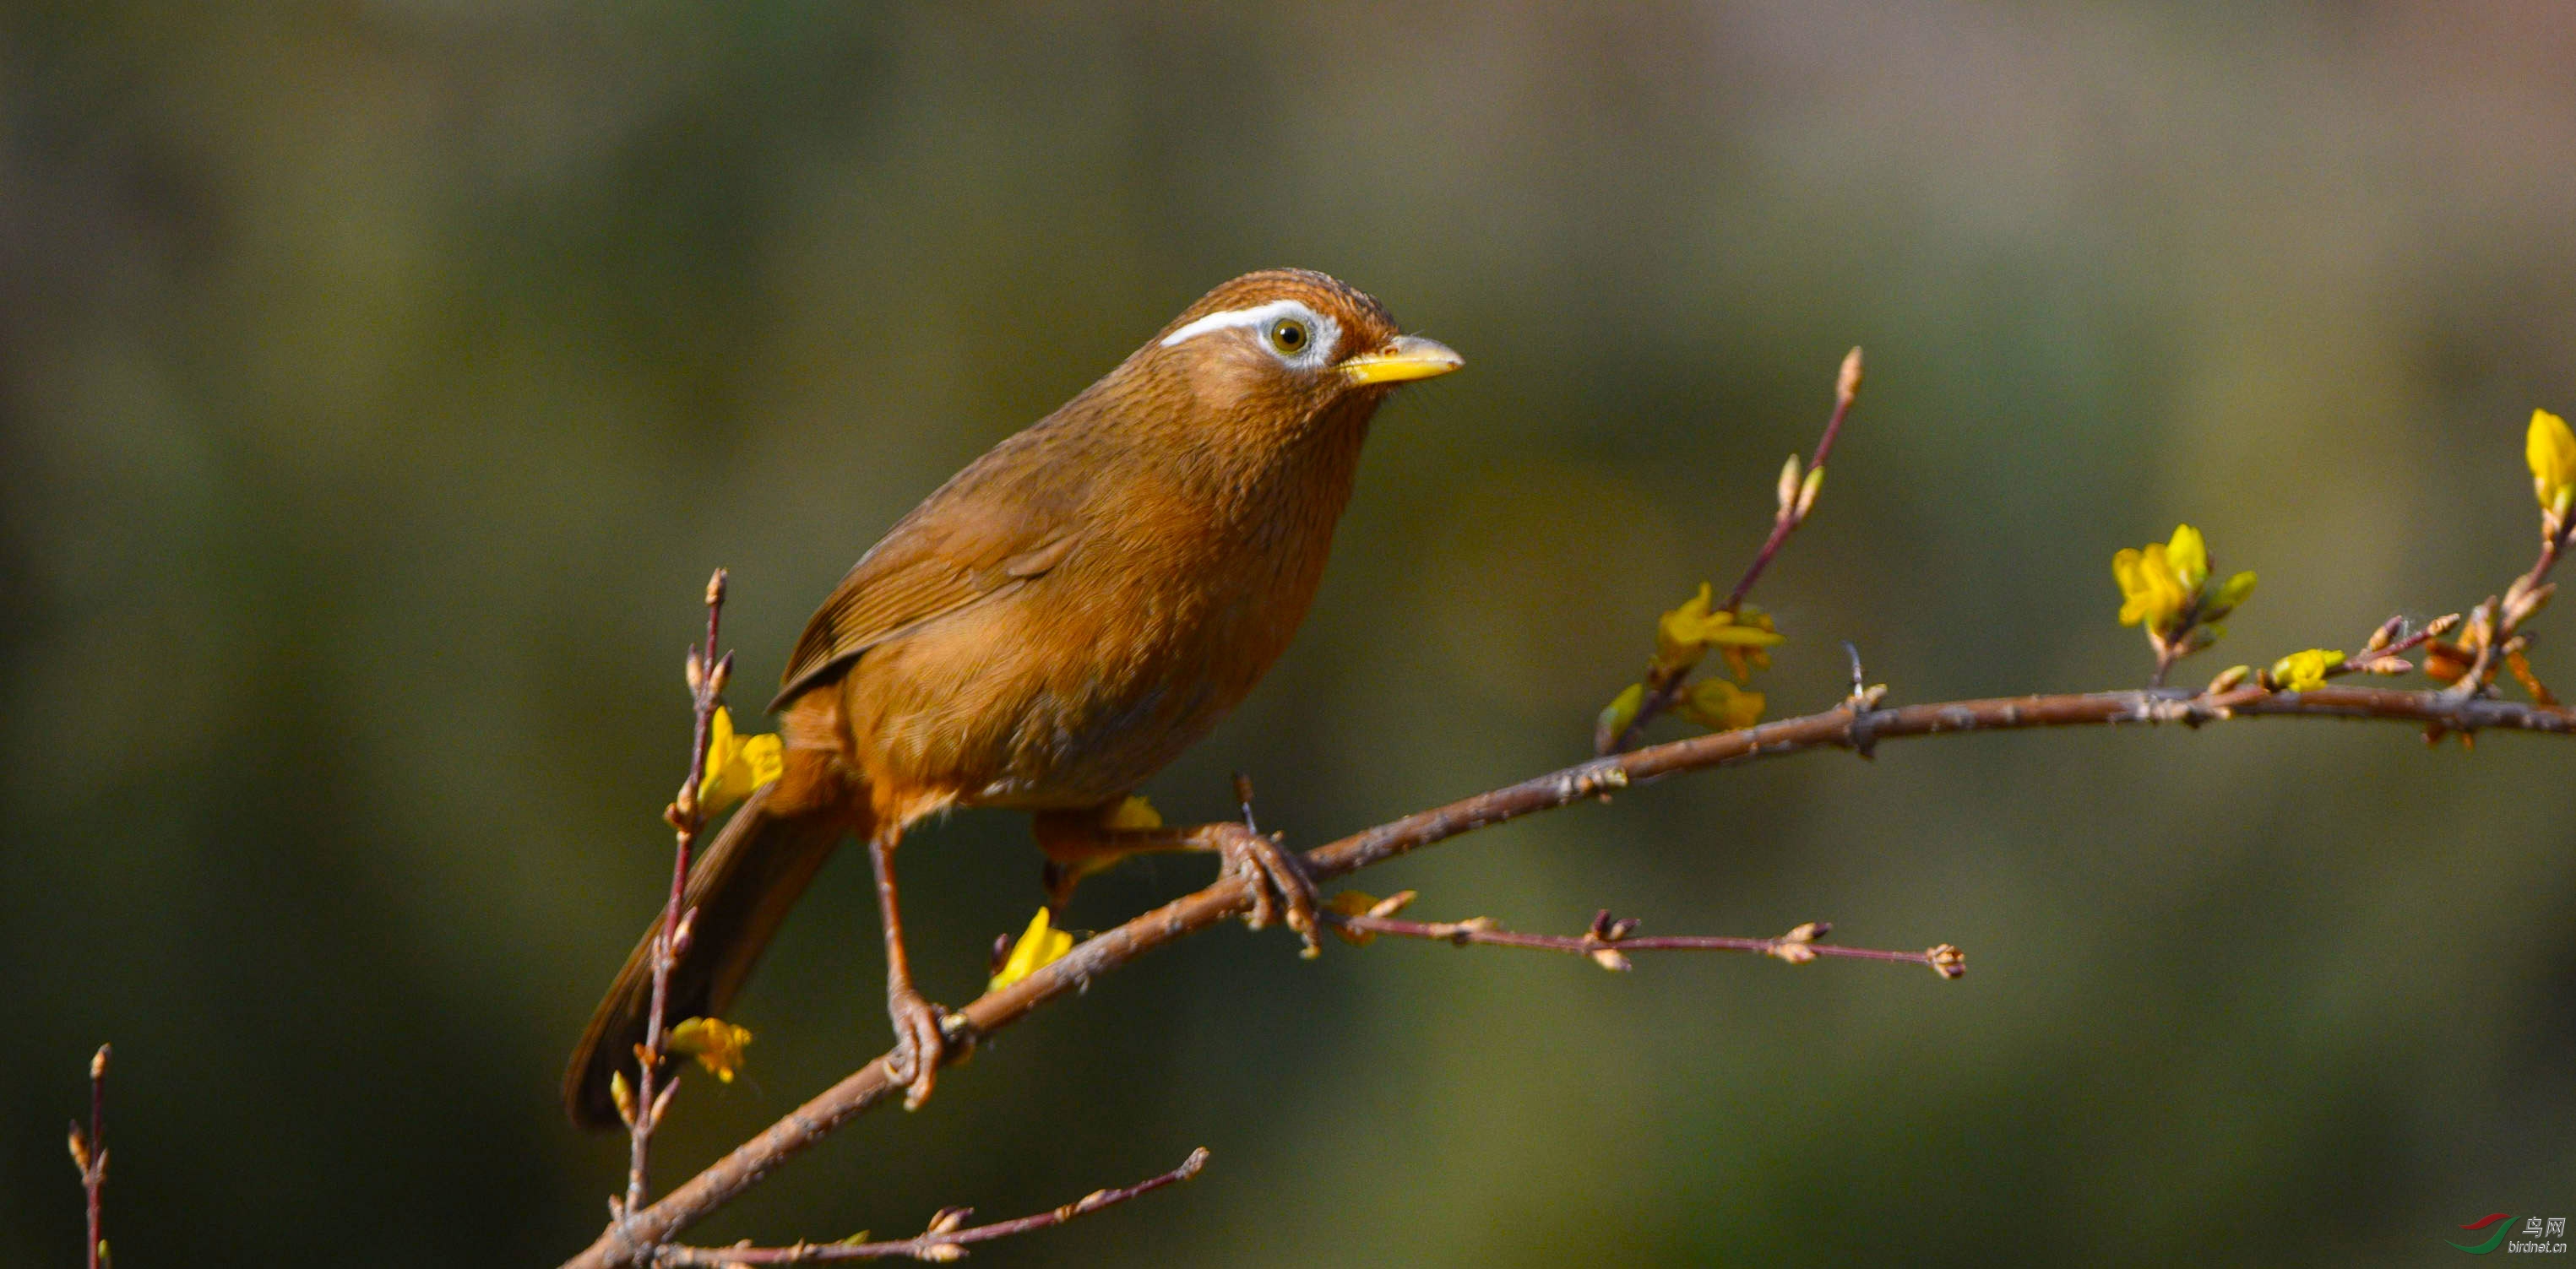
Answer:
[2451,1213,2515,1255]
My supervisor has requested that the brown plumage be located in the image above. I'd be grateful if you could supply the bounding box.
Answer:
[565,268,1461,1128]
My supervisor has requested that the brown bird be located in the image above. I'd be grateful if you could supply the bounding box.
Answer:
[565,268,1461,1127]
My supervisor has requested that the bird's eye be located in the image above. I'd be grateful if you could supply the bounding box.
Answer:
[1267,318,1311,355]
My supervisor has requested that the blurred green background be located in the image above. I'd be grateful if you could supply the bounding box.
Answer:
[6,3,2574,1265]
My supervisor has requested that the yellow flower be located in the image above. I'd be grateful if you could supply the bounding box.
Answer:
[1327,891,1385,947]
[1677,678,1765,731]
[2529,408,2576,516]
[2112,524,2251,637]
[1654,583,1787,677]
[988,908,1074,993]
[666,1016,753,1082]
[698,707,784,811]
[2112,542,2189,633]
[2268,648,2345,692]
[2164,524,2209,592]
[1323,889,1420,947]
[1718,605,1778,682]
[1101,794,1163,831]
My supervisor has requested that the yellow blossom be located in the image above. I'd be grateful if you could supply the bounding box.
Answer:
[2529,408,2576,515]
[988,908,1074,993]
[2166,524,2210,592]
[1101,794,1163,831]
[1654,583,1788,677]
[1718,606,1778,682]
[2113,524,2252,640]
[1327,891,1385,947]
[698,707,784,811]
[1044,799,1166,898]
[666,1016,753,1082]
[2113,540,2188,633]
[1324,889,1420,947]
[2268,649,2344,692]
[1677,678,1765,731]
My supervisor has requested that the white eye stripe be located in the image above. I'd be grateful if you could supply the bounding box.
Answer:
[1160,299,1340,366]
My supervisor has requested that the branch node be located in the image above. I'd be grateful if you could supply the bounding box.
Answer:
[1560,760,1631,801]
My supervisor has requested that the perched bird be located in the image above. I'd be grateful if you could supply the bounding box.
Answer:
[565,268,1462,1127]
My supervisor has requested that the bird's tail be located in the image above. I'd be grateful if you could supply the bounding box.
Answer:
[562,783,856,1130]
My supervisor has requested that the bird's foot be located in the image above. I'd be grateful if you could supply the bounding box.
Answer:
[883,985,954,1110]
[1208,822,1319,957]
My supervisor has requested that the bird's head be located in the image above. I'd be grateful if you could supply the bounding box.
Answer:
[1118,268,1463,440]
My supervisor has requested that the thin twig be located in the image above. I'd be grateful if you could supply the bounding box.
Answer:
[621,571,734,1229]
[652,1148,1209,1265]
[68,1044,108,1269]
[2340,616,2444,673]
[1605,347,1861,753]
[2146,595,2200,689]
[2407,515,2568,718]
[1721,346,1862,616]
[1326,899,1965,977]
[2485,512,2571,664]
[562,680,2571,1268]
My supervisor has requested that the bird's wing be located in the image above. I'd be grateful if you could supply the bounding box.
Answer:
[770,440,1084,708]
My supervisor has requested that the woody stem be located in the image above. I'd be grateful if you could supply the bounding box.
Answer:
[623,572,729,1232]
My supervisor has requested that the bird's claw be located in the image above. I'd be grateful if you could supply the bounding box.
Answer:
[884,987,952,1110]
[1209,823,1319,957]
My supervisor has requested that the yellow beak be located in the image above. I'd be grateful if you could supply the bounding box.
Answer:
[1340,334,1465,386]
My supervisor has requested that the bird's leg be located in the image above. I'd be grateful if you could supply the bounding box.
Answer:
[867,827,951,1109]
[1034,807,1319,955]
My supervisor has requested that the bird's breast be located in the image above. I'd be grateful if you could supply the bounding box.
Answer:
[841,442,1361,814]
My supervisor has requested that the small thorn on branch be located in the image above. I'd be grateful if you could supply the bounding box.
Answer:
[1841,642,1888,757]
[1232,772,1259,834]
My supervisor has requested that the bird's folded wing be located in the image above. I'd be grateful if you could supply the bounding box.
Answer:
[772,465,1082,708]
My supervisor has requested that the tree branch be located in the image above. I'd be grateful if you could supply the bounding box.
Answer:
[68,1044,108,1269]
[1323,898,1965,978]
[617,571,736,1228]
[564,680,2572,1268]
[1603,347,1861,753]
[651,1148,1209,1265]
